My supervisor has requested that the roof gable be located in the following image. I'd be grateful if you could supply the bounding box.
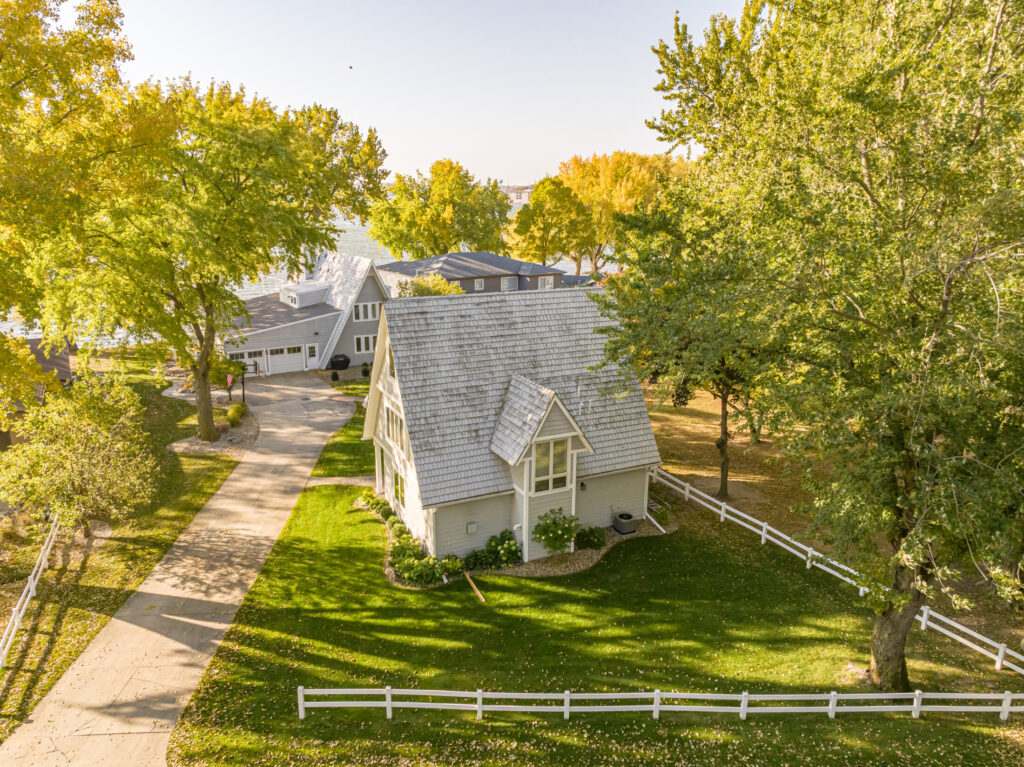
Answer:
[384,289,660,507]
[377,251,561,280]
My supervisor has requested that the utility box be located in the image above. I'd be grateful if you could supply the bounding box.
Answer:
[613,512,637,535]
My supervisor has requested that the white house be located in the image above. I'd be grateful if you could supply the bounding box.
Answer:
[362,289,661,562]
[224,252,388,374]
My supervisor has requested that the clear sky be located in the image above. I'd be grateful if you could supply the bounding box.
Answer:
[116,1,744,185]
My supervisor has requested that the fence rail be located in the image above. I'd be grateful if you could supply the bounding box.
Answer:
[297,686,1023,721]
[651,468,1024,678]
[1,518,60,670]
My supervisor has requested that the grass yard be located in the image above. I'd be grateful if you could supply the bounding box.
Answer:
[311,403,375,477]
[0,350,237,743]
[168,484,1024,767]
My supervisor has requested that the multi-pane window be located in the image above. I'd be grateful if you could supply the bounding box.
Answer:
[385,406,406,450]
[227,352,244,361]
[307,345,317,358]
[354,302,381,322]
[287,346,302,354]
[500,276,517,291]
[474,279,484,291]
[534,438,569,493]
[355,335,377,354]
[246,350,264,359]
[393,471,405,509]
[539,275,555,290]
[269,348,285,356]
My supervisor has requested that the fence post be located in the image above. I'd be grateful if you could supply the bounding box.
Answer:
[385,685,393,720]
[996,644,1007,671]
[828,691,837,719]
[919,606,930,631]
[684,484,691,502]
[858,586,866,597]
[805,549,814,569]
[297,686,305,720]
[912,690,922,719]
[760,522,767,545]
[739,691,749,720]
[1001,691,1012,722]
[476,689,483,721]
[653,690,661,720]
[719,500,726,522]
[564,690,571,720]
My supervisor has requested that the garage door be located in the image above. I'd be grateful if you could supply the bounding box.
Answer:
[268,345,306,374]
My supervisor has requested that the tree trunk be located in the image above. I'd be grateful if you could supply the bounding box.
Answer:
[714,387,730,498]
[81,518,92,539]
[193,306,219,442]
[870,566,924,691]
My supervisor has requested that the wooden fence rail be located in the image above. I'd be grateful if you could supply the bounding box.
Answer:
[297,686,1023,722]
[0,518,60,670]
[651,468,1024,678]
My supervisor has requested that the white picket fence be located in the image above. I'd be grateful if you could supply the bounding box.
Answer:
[297,686,1023,721]
[651,468,1024,678]
[1,518,60,670]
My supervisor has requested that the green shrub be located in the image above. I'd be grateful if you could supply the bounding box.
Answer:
[440,554,464,576]
[330,370,339,381]
[390,534,423,562]
[534,508,581,554]
[226,401,248,427]
[464,530,521,570]
[575,526,605,550]
[394,555,440,586]
[359,490,395,519]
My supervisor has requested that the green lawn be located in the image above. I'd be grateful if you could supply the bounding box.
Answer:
[168,484,1024,766]
[311,404,375,477]
[0,350,237,743]
[328,375,371,399]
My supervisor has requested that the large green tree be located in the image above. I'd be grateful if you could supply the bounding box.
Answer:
[56,81,387,440]
[395,273,466,297]
[648,0,1024,690]
[507,176,597,272]
[368,158,510,259]
[0,372,156,537]
[0,0,129,425]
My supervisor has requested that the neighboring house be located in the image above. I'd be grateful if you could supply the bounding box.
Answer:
[562,273,599,288]
[501,184,534,213]
[376,252,563,296]
[362,289,661,562]
[224,252,388,374]
[0,339,75,451]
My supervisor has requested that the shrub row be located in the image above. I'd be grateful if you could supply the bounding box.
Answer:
[360,489,394,520]
[574,526,605,550]
[463,530,522,570]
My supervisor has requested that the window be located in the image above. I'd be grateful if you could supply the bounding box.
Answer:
[539,275,555,290]
[474,278,484,291]
[246,350,263,359]
[388,345,395,377]
[500,276,517,291]
[286,345,302,354]
[533,438,569,493]
[227,352,244,361]
[385,406,406,450]
[269,347,285,356]
[307,345,317,358]
[355,335,377,354]
[354,302,381,322]
[393,471,405,509]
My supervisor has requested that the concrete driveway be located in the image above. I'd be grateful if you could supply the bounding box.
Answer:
[0,372,353,767]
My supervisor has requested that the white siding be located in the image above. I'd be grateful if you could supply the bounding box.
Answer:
[432,494,516,558]
[574,468,649,529]
[527,486,574,559]
[537,405,575,439]
[224,313,341,372]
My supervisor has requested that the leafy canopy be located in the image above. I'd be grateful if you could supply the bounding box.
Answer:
[507,176,597,272]
[395,273,466,297]
[369,159,510,260]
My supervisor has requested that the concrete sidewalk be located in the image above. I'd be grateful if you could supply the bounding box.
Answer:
[0,373,353,767]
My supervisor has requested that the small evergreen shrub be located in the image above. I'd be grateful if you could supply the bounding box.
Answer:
[533,508,581,554]
[361,362,370,378]
[226,402,248,427]
[386,516,409,537]
[359,490,395,519]
[464,530,522,570]
[331,370,339,381]
[575,526,605,550]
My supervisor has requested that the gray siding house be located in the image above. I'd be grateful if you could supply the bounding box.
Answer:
[362,289,661,562]
[224,252,388,374]
[376,252,564,297]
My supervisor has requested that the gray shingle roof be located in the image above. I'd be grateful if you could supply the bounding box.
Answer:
[386,289,661,507]
[232,294,341,333]
[377,251,561,280]
[489,375,556,465]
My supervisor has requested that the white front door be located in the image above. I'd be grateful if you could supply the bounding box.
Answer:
[305,343,319,370]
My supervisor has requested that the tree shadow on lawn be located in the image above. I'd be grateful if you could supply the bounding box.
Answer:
[169,487,1024,766]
